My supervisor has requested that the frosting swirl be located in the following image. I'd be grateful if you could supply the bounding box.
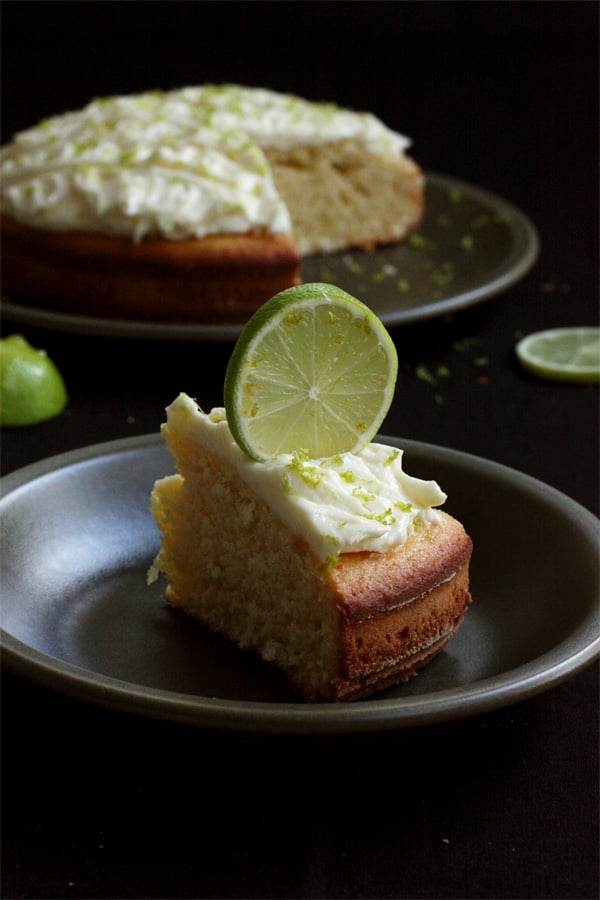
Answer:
[0,85,412,242]
[164,393,446,562]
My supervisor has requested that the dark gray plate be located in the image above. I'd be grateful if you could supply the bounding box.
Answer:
[1,172,539,342]
[1,435,597,734]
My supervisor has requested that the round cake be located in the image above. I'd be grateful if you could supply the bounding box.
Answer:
[1,86,424,323]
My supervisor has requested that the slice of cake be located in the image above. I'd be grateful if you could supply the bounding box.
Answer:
[1,85,423,323]
[149,394,473,702]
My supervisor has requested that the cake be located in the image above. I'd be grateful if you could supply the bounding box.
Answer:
[1,86,424,323]
[149,394,473,702]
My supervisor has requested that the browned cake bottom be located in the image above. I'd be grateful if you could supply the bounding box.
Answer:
[327,560,471,701]
[0,214,301,323]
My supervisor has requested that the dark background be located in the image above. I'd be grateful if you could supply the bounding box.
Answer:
[1,2,598,898]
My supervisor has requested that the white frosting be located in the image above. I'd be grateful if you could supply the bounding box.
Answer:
[166,393,446,562]
[0,85,411,241]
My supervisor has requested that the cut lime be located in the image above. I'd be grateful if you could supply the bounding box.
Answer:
[515,327,600,383]
[0,334,68,426]
[224,283,398,460]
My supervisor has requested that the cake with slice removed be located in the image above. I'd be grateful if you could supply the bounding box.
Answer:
[1,85,423,323]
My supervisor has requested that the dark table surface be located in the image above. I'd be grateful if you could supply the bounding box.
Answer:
[1,3,598,899]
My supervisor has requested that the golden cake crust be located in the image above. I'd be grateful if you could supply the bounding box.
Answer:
[329,515,472,622]
[330,558,471,700]
[1,213,301,323]
[282,515,473,700]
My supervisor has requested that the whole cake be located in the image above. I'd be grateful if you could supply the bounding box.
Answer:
[1,85,424,323]
[149,394,473,701]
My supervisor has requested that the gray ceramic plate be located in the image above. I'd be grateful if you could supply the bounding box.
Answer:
[1,434,597,734]
[1,172,539,341]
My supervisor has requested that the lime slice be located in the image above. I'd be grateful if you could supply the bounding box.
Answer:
[515,327,600,383]
[224,283,398,460]
[0,334,68,426]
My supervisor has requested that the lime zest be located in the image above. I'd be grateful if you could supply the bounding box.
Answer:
[360,508,397,526]
[352,486,376,504]
[286,452,325,488]
[385,449,400,466]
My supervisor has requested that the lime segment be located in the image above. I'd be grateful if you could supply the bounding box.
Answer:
[515,327,600,383]
[224,283,398,460]
[0,334,68,426]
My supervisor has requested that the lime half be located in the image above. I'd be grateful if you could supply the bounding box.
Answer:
[516,327,600,383]
[1,334,68,426]
[224,283,398,460]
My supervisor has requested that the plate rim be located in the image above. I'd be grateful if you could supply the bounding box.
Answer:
[1,432,597,734]
[0,171,540,342]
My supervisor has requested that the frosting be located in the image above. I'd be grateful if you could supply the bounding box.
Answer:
[0,85,411,242]
[165,393,446,562]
